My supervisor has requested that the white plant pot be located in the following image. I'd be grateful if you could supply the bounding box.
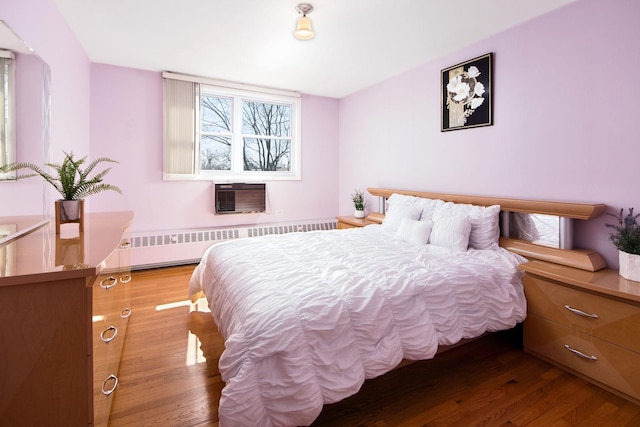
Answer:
[619,250,640,282]
[354,209,365,219]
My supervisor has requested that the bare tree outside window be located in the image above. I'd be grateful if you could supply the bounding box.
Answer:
[201,96,232,170]
[242,101,291,171]
[197,87,296,176]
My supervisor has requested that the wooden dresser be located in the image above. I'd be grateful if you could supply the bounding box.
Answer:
[520,260,640,405]
[0,211,134,426]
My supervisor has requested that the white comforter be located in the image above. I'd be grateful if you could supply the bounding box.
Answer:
[189,225,527,426]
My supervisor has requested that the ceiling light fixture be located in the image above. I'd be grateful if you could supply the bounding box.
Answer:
[294,3,314,40]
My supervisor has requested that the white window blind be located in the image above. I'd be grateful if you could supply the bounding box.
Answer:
[163,78,197,175]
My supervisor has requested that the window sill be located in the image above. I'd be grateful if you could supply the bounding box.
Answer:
[163,172,301,182]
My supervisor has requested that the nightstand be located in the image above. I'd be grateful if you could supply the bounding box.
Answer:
[519,260,640,405]
[336,215,367,229]
[336,214,385,229]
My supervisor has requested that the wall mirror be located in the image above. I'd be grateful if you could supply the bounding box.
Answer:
[506,212,573,249]
[0,21,51,247]
[0,20,50,180]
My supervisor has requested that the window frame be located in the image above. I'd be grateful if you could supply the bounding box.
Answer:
[163,72,302,182]
[0,51,16,180]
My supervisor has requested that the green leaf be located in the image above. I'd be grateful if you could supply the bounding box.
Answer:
[0,151,121,200]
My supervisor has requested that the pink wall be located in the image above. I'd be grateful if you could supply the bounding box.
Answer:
[3,0,634,269]
[0,0,90,215]
[338,0,639,268]
[89,63,340,232]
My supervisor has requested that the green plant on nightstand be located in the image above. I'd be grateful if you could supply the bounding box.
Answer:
[351,189,366,219]
[606,207,640,281]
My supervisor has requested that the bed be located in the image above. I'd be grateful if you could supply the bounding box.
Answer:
[188,188,606,426]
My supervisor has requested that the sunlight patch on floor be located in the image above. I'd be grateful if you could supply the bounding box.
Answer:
[155,299,192,311]
[153,297,212,366]
[188,298,211,366]
[153,298,211,366]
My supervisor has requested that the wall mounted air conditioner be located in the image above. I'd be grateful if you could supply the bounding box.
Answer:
[214,183,266,214]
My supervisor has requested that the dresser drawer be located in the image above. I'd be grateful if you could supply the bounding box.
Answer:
[524,274,640,353]
[93,273,132,427]
[524,314,640,402]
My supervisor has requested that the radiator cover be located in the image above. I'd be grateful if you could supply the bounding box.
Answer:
[129,219,337,270]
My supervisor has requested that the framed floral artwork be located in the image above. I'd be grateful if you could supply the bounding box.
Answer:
[441,53,493,132]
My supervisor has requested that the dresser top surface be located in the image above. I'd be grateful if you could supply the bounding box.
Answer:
[0,211,133,286]
[519,260,640,304]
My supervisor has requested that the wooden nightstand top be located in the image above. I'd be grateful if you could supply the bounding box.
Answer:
[519,260,640,304]
[336,216,367,228]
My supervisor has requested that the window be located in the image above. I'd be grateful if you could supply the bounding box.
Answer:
[163,73,301,181]
[0,51,15,179]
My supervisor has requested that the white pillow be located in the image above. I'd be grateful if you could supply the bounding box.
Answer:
[432,202,500,250]
[430,212,472,252]
[394,218,432,245]
[414,198,444,223]
[468,204,500,250]
[382,204,421,232]
[387,194,445,223]
[386,193,418,207]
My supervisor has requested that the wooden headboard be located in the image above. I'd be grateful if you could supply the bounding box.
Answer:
[366,187,607,272]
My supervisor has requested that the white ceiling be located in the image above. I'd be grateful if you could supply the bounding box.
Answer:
[52,0,576,98]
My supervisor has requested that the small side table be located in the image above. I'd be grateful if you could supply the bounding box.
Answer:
[336,216,367,229]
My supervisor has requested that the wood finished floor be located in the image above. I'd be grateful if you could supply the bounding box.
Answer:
[108,265,640,426]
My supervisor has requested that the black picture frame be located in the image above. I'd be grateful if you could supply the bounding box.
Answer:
[441,53,493,132]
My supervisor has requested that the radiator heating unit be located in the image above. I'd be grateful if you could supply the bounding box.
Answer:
[129,219,337,270]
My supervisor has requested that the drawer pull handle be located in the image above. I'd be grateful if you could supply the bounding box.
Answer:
[100,276,117,289]
[564,305,599,319]
[121,307,132,319]
[102,374,118,396]
[120,274,131,284]
[100,325,118,343]
[564,344,598,361]
[120,241,131,249]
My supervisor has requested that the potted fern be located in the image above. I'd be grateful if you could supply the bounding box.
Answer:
[351,189,366,219]
[1,151,122,229]
[605,208,640,281]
